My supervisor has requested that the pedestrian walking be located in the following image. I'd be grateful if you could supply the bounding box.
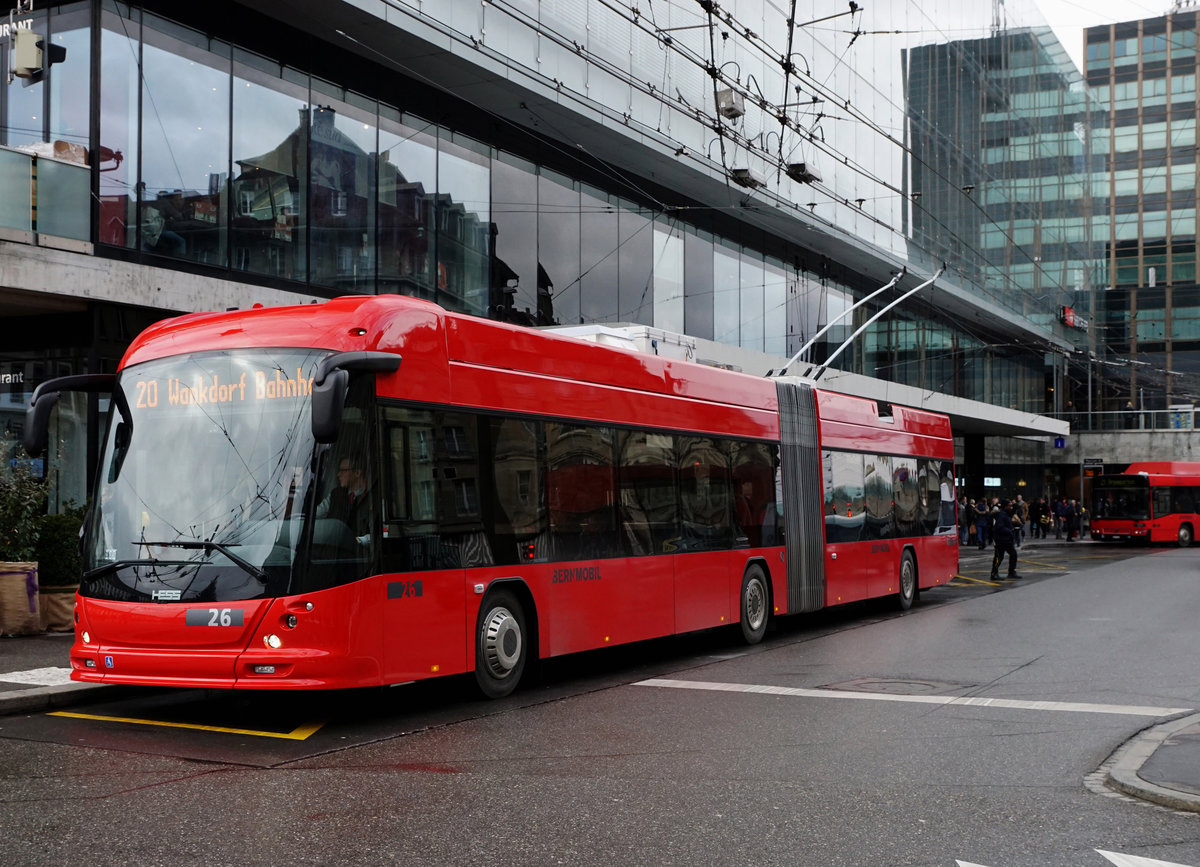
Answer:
[989,499,1022,580]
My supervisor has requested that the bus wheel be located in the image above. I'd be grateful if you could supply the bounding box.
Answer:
[897,550,917,611]
[739,565,770,645]
[1179,524,1194,548]
[474,590,527,699]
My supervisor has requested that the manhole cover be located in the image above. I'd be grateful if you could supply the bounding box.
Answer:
[819,677,975,695]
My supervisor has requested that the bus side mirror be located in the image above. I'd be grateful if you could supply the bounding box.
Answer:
[312,369,349,444]
[25,373,117,458]
[25,390,60,458]
[310,351,402,444]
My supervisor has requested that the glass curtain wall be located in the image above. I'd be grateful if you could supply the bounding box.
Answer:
[378,108,437,302]
[0,2,90,151]
[30,1,1056,409]
[98,2,139,248]
[140,17,229,265]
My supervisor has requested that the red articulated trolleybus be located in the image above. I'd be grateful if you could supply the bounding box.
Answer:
[26,295,957,697]
[1090,461,1200,547]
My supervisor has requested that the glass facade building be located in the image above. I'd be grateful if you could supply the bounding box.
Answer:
[906,26,1105,413]
[1086,10,1200,412]
[1,0,1102,506]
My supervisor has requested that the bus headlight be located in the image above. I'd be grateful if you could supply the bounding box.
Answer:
[81,631,90,644]
[264,634,283,649]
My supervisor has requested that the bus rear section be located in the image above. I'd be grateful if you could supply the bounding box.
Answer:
[806,386,959,611]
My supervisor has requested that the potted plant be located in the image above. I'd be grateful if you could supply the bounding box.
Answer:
[34,504,85,632]
[0,432,46,636]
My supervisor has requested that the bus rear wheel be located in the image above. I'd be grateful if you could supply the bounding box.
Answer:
[897,550,917,611]
[739,565,770,645]
[474,590,527,699]
[1179,524,1194,547]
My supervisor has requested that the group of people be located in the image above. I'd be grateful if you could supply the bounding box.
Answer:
[957,495,1086,548]
[955,494,1088,580]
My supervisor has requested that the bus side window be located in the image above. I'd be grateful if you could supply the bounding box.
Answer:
[732,442,776,547]
[822,450,865,544]
[617,430,679,556]
[1154,487,1172,518]
[864,454,894,540]
[546,422,617,561]
[1176,486,1198,515]
[679,436,734,552]
[891,456,920,537]
[487,416,548,566]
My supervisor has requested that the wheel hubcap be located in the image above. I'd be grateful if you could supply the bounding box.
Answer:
[745,580,766,630]
[901,561,915,598]
[482,607,522,679]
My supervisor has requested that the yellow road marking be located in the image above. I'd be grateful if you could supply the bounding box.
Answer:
[950,574,1001,586]
[48,711,326,740]
[1014,557,1067,571]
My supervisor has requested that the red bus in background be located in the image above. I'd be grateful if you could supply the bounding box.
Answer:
[27,295,957,698]
[1091,462,1200,546]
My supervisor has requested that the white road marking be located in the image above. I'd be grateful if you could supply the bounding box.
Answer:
[957,853,1196,867]
[635,678,1192,718]
[0,667,74,687]
[1097,850,1196,867]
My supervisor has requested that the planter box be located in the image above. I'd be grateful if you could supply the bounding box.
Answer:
[38,585,76,632]
[0,561,41,636]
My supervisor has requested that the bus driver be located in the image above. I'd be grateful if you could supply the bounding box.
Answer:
[317,456,372,547]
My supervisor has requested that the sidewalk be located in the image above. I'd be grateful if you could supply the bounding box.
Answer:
[1,550,1198,814]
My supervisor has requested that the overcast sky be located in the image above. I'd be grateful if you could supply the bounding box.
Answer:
[1038,0,1183,67]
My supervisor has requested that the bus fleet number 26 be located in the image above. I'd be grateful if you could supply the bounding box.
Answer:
[185,608,246,627]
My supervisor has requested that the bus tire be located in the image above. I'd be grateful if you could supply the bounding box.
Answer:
[1179,524,1194,548]
[897,550,917,611]
[474,590,527,699]
[739,564,770,645]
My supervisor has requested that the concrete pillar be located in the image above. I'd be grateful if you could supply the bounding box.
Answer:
[963,434,985,498]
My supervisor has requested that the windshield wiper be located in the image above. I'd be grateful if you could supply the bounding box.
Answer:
[84,558,198,583]
[138,540,268,581]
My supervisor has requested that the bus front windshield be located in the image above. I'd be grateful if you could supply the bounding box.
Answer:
[1092,480,1151,521]
[85,349,332,603]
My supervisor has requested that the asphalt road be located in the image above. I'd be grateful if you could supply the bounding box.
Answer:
[1,540,1198,866]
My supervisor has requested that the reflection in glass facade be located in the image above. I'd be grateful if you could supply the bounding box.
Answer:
[1,0,1119,416]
